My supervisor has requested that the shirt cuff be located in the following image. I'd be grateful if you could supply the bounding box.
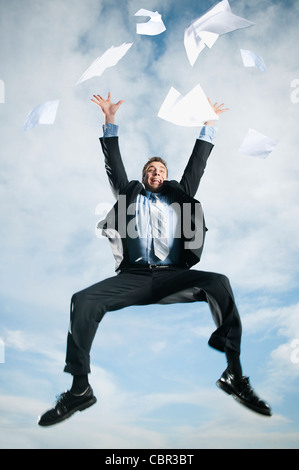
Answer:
[102,123,119,137]
[198,125,217,143]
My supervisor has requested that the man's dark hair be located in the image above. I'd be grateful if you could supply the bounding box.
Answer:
[142,156,168,179]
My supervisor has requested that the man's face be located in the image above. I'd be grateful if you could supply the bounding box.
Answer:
[142,162,167,192]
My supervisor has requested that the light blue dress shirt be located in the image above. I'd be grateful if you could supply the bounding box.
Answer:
[102,123,216,265]
[103,123,217,142]
[126,190,181,265]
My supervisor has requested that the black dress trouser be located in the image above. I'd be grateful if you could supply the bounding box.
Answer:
[64,266,242,376]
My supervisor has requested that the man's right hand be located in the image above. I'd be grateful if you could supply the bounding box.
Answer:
[91,92,124,124]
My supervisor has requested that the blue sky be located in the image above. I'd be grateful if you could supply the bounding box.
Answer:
[0,0,299,449]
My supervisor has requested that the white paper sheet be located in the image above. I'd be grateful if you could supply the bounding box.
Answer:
[184,0,254,66]
[158,84,219,127]
[23,100,60,131]
[134,9,166,35]
[240,49,267,72]
[238,129,278,158]
[76,43,133,85]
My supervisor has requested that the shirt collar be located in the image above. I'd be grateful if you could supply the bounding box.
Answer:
[145,190,160,200]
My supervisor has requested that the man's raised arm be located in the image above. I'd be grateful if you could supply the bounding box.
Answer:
[92,92,129,197]
[179,100,229,198]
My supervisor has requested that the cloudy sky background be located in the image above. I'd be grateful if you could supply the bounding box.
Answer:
[0,0,299,449]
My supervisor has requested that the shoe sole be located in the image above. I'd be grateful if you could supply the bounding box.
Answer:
[216,380,271,417]
[38,396,97,427]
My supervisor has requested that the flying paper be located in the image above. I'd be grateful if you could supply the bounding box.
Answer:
[240,49,267,72]
[134,9,166,35]
[158,84,219,127]
[23,100,60,132]
[184,0,254,66]
[76,43,133,85]
[238,129,278,158]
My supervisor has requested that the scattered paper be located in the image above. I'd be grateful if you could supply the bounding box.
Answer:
[238,129,278,158]
[135,9,166,35]
[76,43,133,85]
[158,84,219,127]
[240,49,267,72]
[184,0,254,66]
[23,100,60,132]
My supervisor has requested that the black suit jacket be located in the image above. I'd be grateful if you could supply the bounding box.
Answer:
[98,136,214,271]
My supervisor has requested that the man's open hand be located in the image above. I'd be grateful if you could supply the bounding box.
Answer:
[204,99,229,126]
[91,92,124,124]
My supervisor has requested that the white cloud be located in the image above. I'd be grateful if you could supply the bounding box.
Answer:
[1,0,299,449]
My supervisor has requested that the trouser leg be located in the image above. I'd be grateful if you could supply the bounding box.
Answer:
[154,268,242,355]
[200,271,242,354]
[64,271,152,375]
[64,267,242,376]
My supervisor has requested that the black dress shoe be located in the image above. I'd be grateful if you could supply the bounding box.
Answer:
[38,386,97,426]
[216,368,272,416]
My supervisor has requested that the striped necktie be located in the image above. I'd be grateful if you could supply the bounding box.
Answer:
[149,193,169,261]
